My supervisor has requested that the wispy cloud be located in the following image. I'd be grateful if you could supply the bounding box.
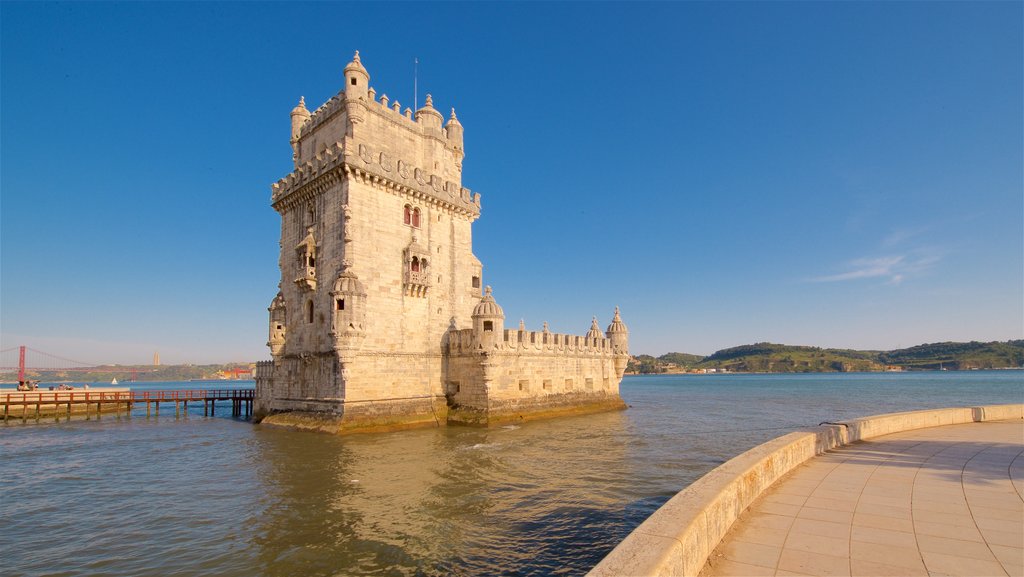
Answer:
[810,253,941,285]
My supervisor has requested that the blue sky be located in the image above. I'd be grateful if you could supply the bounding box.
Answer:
[2,2,1021,365]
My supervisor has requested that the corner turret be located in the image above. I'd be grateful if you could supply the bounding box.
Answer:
[586,317,603,340]
[344,51,370,100]
[267,291,287,357]
[471,286,505,349]
[415,94,444,131]
[606,306,629,378]
[445,108,464,168]
[330,263,367,353]
[290,96,310,166]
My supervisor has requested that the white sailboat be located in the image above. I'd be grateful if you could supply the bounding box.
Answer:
[111,378,118,385]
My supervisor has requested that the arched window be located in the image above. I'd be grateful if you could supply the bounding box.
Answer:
[412,208,420,228]
[306,300,314,323]
[411,256,420,273]
[404,205,411,225]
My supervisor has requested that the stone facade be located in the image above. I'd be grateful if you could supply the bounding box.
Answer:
[255,52,629,433]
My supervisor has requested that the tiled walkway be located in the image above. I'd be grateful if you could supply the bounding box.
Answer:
[702,420,1024,577]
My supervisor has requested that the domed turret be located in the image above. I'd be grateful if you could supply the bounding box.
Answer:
[605,306,629,354]
[267,292,287,357]
[415,93,444,131]
[290,96,311,165]
[445,107,464,149]
[472,286,505,349]
[344,50,370,100]
[586,317,603,340]
[330,264,367,352]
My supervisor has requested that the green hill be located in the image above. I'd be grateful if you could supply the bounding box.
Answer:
[880,341,1024,370]
[629,340,1023,374]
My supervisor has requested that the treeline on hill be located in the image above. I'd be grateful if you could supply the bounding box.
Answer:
[2,363,256,384]
[627,340,1024,374]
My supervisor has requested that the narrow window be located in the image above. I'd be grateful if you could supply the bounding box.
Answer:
[420,258,428,271]
[404,205,411,225]
[411,257,420,272]
[412,208,420,228]
[336,299,345,311]
[307,301,314,323]
[472,276,480,289]
[350,77,357,86]
[483,321,493,332]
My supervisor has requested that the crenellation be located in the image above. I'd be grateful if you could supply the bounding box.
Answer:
[257,51,628,432]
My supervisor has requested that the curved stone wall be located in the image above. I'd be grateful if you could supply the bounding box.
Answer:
[587,403,1024,577]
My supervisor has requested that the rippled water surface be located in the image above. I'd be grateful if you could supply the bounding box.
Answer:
[2,372,1021,576]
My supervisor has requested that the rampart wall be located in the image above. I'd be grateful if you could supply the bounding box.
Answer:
[587,403,1024,577]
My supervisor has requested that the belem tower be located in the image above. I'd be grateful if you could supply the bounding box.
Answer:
[254,52,629,432]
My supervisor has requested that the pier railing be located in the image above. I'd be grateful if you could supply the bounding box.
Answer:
[2,388,255,421]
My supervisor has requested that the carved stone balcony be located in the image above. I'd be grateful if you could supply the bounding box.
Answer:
[404,270,431,297]
[295,266,317,291]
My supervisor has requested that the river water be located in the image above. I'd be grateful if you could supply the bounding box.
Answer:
[1,371,1021,576]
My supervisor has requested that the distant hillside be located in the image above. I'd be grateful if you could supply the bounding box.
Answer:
[628,340,1023,374]
[1,363,257,384]
[700,343,884,373]
[879,340,1024,370]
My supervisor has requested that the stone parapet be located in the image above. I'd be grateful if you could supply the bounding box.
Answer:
[271,144,480,217]
[446,328,614,355]
[587,403,1024,577]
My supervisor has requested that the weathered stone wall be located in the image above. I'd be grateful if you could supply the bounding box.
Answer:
[256,53,628,432]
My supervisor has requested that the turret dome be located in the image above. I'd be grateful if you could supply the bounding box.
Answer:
[472,286,504,318]
[344,50,368,76]
[606,306,628,334]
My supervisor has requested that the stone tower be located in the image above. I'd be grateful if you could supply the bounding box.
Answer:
[255,52,628,433]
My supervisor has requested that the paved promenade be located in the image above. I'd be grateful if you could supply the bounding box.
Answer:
[701,420,1023,577]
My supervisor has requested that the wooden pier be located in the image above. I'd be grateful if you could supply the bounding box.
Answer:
[1,388,255,422]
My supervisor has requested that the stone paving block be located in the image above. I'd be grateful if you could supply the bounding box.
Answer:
[804,496,858,513]
[850,524,917,548]
[796,506,854,524]
[979,528,1024,548]
[913,520,985,541]
[922,551,1009,576]
[720,540,781,568]
[784,531,849,558]
[916,534,1001,562]
[730,523,790,548]
[703,558,775,576]
[850,558,928,577]
[777,549,850,577]
[989,543,1024,575]
[850,541,927,570]
[746,512,796,531]
[790,517,851,540]
[854,501,912,519]
[852,512,914,532]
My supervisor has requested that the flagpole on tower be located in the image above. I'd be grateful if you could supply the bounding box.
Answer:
[414,57,419,111]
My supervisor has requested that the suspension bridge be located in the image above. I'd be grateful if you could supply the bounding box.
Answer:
[1,346,256,422]
[0,345,158,384]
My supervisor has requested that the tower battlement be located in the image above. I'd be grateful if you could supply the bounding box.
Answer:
[255,52,628,433]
